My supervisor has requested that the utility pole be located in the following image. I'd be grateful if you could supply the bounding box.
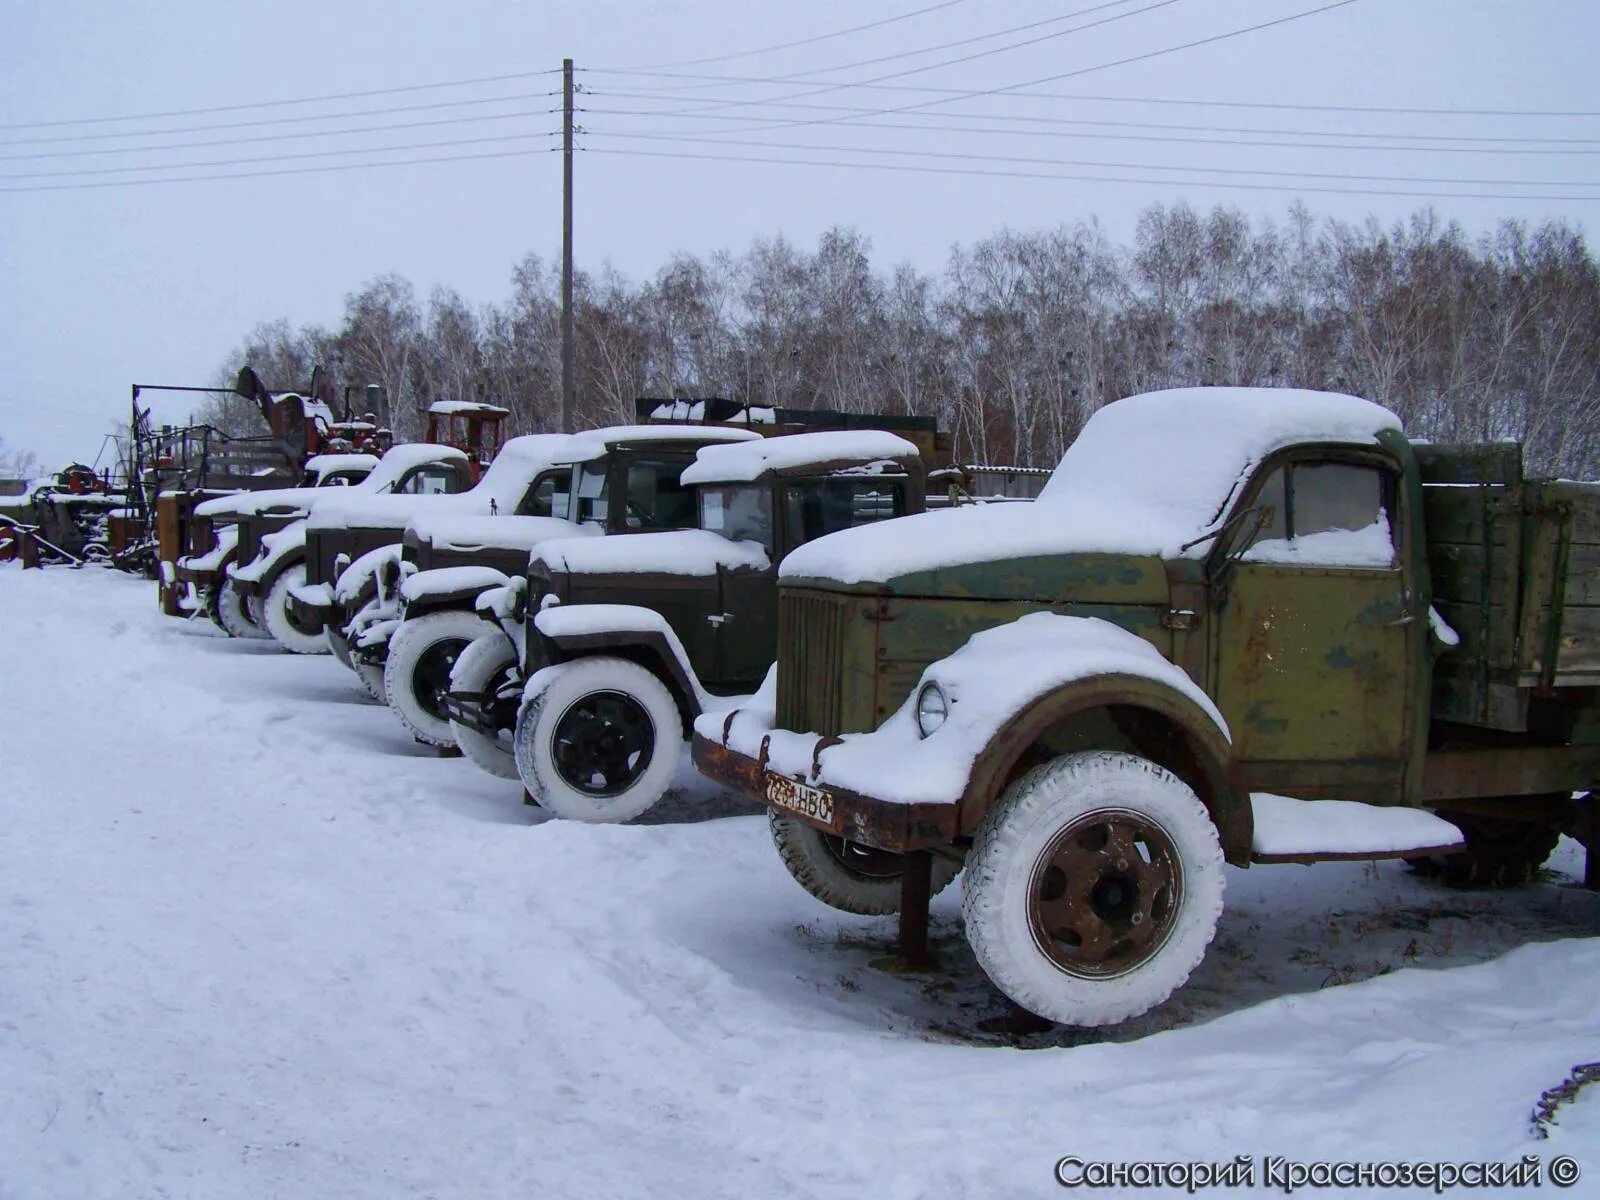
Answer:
[560,57,575,435]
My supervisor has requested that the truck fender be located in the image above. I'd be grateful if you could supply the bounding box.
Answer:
[956,673,1252,865]
[537,624,705,732]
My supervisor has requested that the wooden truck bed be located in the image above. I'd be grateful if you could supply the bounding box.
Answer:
[1419,443,1600,731]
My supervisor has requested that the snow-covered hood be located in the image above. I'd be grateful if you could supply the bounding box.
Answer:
[781,387,1400,588]
[530,529,770,577]
[196,444,464,520]
[406,514,599,555]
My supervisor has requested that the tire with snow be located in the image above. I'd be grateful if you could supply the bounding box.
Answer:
[383,609,485,746]
[513,656,683,823]
[962,751,1224,1028]
[769,811,960,916]
[262,562,330,655]
[448,632,522,780]
[217,576,269,640]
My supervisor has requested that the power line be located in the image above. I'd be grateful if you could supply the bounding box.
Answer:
[580,129,1600,187]
[582,67,1600,120]
[0,90,562,149]
[627,0,975,70]
[675,0,1368,137]
[627,0,1146,95]
[582,99,1600,148]
[0,68,563,132]
[580,144,1600,202]
[641,0,1183,122]
[0,132,560,182]
[0,146,560,193]
[0,108,561,162]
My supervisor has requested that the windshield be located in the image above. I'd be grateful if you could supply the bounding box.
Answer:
[783,478,907,546]
[700,485,773,549]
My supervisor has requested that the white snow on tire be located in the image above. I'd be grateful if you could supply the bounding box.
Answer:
[769,811,960,916]
[384,609,487,747]
[514,657,683,823]
[262,563,330,655]
[448,632,521,780]
[962,751,1224,1028]
[217,577,269,640]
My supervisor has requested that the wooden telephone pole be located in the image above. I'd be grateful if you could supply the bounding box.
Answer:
[560,57,575,435]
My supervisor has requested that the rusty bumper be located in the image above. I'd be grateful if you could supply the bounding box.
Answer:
[691,731,958,854]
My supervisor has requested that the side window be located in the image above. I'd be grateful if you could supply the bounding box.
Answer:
[1242,461,1394,568]
[623,460,696,530]
[396,465,459,495]
[518,470,572,520]
[701,486,773,549]
[574,461,609,524]
[784,480,909,546]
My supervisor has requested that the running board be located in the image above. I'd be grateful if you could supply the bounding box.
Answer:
[1249,794,1466,865]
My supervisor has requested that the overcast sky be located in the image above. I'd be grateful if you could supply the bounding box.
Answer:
[3,0,1597,469]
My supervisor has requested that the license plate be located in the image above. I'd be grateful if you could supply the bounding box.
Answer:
[765,774,835,825]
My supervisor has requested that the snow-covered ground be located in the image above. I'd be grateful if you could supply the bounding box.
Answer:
[2,565,1597,1199]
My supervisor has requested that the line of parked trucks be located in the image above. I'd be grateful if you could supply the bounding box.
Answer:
[154,378,1599,1028]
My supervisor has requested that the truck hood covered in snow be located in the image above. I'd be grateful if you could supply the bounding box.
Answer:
[531,528,770,577]
[780,387,1400,588]
[196,444,467,520]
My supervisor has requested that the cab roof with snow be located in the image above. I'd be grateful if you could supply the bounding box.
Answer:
[680,430,921,487]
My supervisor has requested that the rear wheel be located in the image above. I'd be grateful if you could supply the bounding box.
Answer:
[769,811,960,916]
[217,576,269,640]
[384,609,485,746]
[449,632,522,780]
[962,751,1224,1027]
[1418,809,1563,888]
[262,563,329,655]
[514,657,682,823]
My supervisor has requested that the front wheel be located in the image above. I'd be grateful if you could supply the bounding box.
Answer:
[262,562,329,655]
[383,609,485,746]
[217,576,269,640]
[769,812,961,916]
[514,657,683,823]
[449,632,522,780]
[962,751,1224,1028]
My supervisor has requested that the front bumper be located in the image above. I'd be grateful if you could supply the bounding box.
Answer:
[690,727,958,853]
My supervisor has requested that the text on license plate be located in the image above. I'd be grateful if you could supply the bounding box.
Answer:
[765,774,835,824]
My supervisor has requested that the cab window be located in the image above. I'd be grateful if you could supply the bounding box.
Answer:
[783,478,908,546]
[395,464,460,495]
[700,485,773,549]
[574,461,609,525]
[623,460,696,529]
[518,469,572,519]
[1241,462,1394,567]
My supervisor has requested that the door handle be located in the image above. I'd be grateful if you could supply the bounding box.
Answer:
[1386,611,1417,628]
[705,612,734,627]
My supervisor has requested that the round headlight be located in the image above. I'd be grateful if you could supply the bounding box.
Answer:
[915,682,949,739]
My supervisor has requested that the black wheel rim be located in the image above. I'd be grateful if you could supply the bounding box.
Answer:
[550,690,656,796]
[1027,807,1183,980]
[820,833,906,880]
[411,637,471,721]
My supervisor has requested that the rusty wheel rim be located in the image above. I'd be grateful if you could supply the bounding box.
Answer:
[1027,807,1183,979]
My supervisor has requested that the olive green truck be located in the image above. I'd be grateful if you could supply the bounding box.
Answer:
[693,387,1600,1028]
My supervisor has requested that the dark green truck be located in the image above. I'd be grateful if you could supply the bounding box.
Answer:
[693,387,1600,1027]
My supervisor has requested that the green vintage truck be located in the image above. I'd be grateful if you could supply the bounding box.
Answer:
[692,387,1600,1027]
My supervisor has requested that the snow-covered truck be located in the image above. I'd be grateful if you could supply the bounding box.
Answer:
[435,430,927,818]
[287,425,760,670]
[692,387,1600,1028]
[173,451,383,634]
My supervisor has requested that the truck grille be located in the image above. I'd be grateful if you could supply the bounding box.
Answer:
[777,590,848,736]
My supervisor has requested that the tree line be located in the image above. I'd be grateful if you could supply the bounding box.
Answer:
[204,202,1600,479]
